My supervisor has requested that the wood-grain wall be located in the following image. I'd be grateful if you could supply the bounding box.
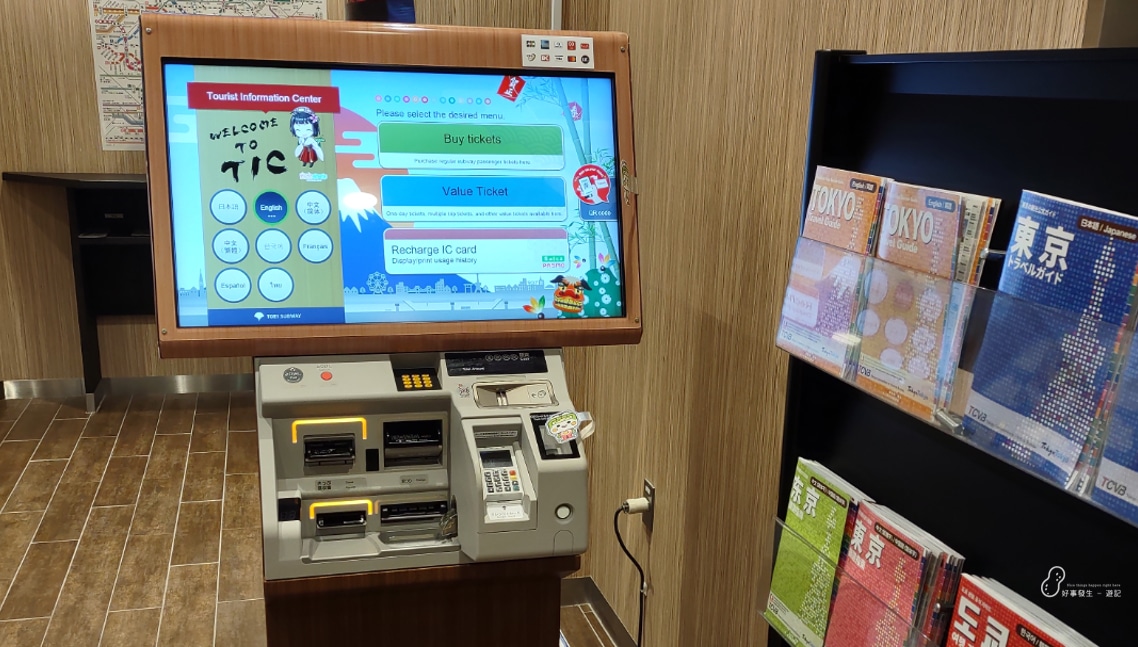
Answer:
[0,2,1096,646]
[561,1,1091,646]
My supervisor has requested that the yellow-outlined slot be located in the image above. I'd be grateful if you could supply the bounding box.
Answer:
[308,499,374,520]
[291,417,367,444]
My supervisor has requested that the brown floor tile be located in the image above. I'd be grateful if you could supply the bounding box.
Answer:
[0,441,38,505]
[111,534,173,611]
[561,606,605,647]
[146,434,190,481]
[102,609,161,647]
[196,391,230,415]
[190,412,228,453]
[113,394,162,457]
[96,456,149,507]
[83,394,131,437]
[226,431,260,475]
[60,437,116,485]
[182,452,225,502]
[0,512,43,581]
[3,401,60,441]
[157,563,217,647]
[32,419,86,461]
[156,393,196,435]
[583,608,620,647]
[0,422,11,441]
[0,541,76,620]
[219,528,264,601]
[2,460,66,513]
[0,399,29,422]
[35,482,97,542]
[222,473,260,530]
[52,397,90,420]
[171,501,221,565]
[216,598,267,647]
[131,479,181,536]
[228,390,257,431]
[41,507,132,647]
[0,618,49,647]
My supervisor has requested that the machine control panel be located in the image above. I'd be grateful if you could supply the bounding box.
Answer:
[394,368,440,391]
[480,447,521,500]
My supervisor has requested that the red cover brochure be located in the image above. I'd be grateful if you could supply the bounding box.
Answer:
[824,503,928,647]
[948,575,1073,647]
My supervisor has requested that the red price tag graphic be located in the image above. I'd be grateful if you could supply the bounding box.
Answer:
[568,101,583,121]
[573,164,611,205]
[497,75,526,102]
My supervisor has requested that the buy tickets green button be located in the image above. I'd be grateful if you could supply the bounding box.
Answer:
[377,123,565,170]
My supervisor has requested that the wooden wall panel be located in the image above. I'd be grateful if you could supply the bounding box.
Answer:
[565,1,1089,646]
[97,316,252,378]
[417,0,549,29]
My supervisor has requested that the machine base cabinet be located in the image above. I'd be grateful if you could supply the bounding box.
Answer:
[264,555,580,646]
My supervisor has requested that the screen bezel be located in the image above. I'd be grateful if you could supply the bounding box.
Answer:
[142,14,641,358]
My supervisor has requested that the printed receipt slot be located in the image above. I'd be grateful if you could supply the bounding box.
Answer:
[257,349,588,579]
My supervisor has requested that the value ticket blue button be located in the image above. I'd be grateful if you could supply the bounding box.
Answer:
[256,191,288,224]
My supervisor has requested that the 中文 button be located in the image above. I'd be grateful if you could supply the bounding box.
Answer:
[320,371,332,381]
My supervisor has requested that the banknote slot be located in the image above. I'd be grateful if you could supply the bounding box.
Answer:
[383,420,443,467]
[379,501,449,524]
[304,434,356,467]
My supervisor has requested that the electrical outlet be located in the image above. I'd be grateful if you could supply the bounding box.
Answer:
[642,479,655,533]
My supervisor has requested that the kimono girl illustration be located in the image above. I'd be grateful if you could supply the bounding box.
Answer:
[290,107,324,167]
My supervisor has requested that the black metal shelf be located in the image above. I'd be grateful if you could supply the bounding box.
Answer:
[772,48,1138,647]
[76,236,151,247]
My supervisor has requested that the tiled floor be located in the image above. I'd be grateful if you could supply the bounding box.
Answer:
[0,392,264,647]
[560,604,619,647]
[1,393,625,647]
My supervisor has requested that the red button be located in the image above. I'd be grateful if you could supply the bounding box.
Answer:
[320,371,332,381]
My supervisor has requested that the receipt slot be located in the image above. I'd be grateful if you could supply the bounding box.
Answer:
[257,350,588,580]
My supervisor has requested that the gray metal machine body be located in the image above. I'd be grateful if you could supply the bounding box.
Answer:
[256,350,588,580]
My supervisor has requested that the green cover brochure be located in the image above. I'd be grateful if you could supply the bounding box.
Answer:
[764,459,853,647]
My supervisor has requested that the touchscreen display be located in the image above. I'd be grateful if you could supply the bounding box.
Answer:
[163,62,624,328]
[479,450,514,469]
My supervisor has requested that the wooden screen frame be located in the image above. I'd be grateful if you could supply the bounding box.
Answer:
[141,14,641,358]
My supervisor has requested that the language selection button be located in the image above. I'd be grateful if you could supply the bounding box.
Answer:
[379,176,567,222]
[256,229,291,264]
[383,228,568,274]
[255,191,288,224]
[211,189,247,225]
[298,229,334,263]
[215,268,252,303]
[259,268,294,302]
[377,123,564,170]
[297,190,332,225]
[212,229,249,264]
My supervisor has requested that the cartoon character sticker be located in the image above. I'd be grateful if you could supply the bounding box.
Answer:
[551,275,590,314]
[290,107,324,167]
[545,411,595,444]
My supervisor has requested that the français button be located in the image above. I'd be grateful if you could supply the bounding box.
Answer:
[320,371,333,381]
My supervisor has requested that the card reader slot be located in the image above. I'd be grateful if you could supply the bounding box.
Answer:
[383,420,443,468]
[303,434,356,467]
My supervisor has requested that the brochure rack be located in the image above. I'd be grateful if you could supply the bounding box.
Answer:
[772,49,1138,647]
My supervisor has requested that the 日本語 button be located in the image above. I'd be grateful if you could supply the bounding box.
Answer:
[211,189,247,224]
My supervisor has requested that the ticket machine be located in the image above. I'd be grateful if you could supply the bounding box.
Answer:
[255,350,590,579]
[141,13,640,645]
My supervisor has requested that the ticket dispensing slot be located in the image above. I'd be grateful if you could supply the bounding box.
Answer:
[311,500,372,538]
